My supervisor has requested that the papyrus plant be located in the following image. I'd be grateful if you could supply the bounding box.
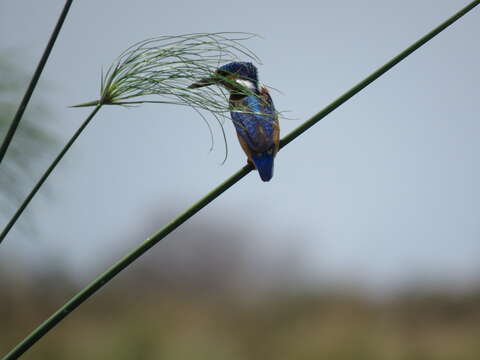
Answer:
[1,32,261,243]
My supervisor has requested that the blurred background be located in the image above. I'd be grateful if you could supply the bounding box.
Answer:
[1,1,479,359]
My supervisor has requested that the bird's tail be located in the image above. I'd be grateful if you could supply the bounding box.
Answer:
[252,152,274,182]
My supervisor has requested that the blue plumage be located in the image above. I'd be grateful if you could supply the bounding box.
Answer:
[251,152,274,182]
[230,93,278,181]
[189,62,280,182]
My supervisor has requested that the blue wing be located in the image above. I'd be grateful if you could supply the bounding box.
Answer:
[230,89,278,154]
[230,88,279,181]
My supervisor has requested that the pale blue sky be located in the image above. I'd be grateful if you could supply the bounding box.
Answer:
[1,0,479,295]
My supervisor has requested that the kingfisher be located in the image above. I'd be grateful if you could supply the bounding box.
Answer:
[188,62,280,182]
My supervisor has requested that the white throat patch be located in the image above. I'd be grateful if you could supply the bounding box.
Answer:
[235,78,257,90]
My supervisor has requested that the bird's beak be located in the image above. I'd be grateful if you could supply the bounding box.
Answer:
[188,76,217,89]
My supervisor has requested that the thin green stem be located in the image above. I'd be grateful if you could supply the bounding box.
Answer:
[2,1,479,359]
[280,0,480,148]
[1,32,258,245]
[0,163,253,360]
[0,0,74,165]
[0,106,102,244]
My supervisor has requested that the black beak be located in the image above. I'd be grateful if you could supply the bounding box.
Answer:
[188,76,217,89]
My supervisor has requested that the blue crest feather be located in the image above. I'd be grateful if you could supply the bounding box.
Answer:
[218,62,258,82]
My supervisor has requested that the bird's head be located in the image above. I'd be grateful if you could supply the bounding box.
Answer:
[188,62,259,95]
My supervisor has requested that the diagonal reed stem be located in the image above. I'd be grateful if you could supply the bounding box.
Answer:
[2,1,479,359]
[0,0,74,166]
[0,106,102,244]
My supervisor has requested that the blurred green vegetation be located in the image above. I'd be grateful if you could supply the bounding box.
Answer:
[2,210,479,359]
[0,56,57,220]
[1,263,479,359]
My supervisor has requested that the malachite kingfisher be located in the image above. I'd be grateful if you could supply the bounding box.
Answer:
[189,62,280,182]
